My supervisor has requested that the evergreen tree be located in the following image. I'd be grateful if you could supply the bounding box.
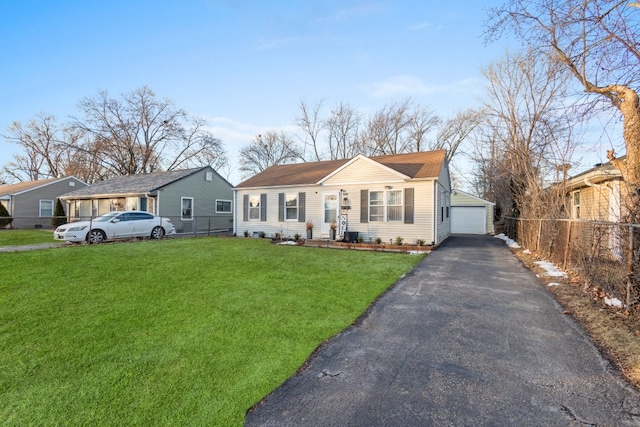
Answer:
[51,198,67,228]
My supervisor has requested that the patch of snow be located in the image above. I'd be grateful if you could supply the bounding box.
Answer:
[523,249,531,254]
[277,241,297,246]
[494,233,521,248]
[407,250,430,255]
[534,261,567,277]
[547,282,561,287]
[604,297,624,308]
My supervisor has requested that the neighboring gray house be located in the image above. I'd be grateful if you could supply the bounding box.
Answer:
[0,176,87,229]
[60,166,233,233]
[234,150,451,246]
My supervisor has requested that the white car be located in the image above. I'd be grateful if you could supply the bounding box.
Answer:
[54,211,176,244]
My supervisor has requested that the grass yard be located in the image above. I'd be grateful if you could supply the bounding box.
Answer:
[0,237,424,426]
[0,229,56,246]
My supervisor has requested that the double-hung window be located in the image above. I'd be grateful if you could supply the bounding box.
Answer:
[181,197,193,220]
[285,193,298,220]
[216,199,232,214]
[369,191,384,222]
[39,200,54,217]
[387,190,403,221]
[249,195,260,220]
[572,191,581,219]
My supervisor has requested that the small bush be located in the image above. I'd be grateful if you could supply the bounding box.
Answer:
[244,230,249,238]
[274,232,282,241]
[395,236,404,245]
[294,233,301,241]
[375,237,382,245]
[415,239,426,246]
[259,231,266,238]
[357,236,363,243]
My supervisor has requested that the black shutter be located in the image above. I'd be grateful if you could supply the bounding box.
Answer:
[278,193,284,222]
[404,188,414,224]
[360,190,368,223]
[298,192,306,222]
[260,193,267,221]
[243,194,248,222]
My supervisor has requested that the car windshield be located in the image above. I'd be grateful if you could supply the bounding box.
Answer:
[93,212,121,222]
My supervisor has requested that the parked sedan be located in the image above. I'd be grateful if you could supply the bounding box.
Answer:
[54,211,176,244]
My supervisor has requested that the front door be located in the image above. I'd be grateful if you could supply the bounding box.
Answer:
[321,193,338,237]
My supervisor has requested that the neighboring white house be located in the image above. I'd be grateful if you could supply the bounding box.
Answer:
[450,189,495,234]
[234,150,451,246]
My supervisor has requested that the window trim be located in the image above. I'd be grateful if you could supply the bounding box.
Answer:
[181,197,194,221]
[572,190,581,219]
[215,199,232,214]
[386,190,403,222]
[39,199,54,218]
[285,193,298,221]
[248,194,261,221]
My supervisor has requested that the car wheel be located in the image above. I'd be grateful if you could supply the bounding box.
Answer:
[87,229,106,244]
[150,226,165,239]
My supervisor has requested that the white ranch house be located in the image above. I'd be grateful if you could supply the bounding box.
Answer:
[234,150,451,246]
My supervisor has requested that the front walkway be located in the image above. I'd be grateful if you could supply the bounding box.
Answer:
[245,235,640,426]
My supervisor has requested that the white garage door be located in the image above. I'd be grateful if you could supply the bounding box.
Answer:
[451,206,486,234]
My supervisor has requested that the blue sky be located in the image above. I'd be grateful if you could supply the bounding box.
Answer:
[0,1,558,186]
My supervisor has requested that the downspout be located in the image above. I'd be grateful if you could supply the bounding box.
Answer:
[432,180,437,246]
[233,188,237,237]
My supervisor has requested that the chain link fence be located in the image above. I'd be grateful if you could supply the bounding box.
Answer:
[504,217,639,314]
[0,215,233,237]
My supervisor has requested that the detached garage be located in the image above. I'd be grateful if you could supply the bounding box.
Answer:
[451,189,495,234]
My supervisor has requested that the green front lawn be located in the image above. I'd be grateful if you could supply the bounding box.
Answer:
[0,238,424,426]
[0,229,56,246]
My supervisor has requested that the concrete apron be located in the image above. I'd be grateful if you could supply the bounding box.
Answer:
[245,234,640,426]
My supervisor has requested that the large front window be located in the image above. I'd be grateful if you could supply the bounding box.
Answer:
[249,195,260,220]
[182,197,193,220]
[370,190,404,222]
[285,194,298,220]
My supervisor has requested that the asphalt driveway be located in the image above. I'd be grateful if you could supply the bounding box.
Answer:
[245,235,640,426]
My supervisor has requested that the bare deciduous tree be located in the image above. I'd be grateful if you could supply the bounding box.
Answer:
[238,130,302,179]
[71,86,227,176]
[487,0,640,217]
[435,109,482,162]
[473,49,575,219]
[295,99,325,161]
[325,101,362,160]
[1,114,68,181]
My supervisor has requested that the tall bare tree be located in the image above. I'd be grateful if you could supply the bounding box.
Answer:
[473,49,575,219]
[435,109,482,162]
[487,0,640,215]
[238,130,302,179]
[325,100,362,159]
[1,114,68,181]
[71,86,226,176]
[295,99,325,161]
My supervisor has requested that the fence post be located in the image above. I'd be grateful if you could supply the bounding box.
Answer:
[563,220,572,270]
[628,226,635,308]
[536,219,542,253]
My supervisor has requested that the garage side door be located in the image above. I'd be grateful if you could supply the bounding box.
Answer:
[451,206,486,234]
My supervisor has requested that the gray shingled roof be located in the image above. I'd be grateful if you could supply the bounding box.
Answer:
[61,167,205,198]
